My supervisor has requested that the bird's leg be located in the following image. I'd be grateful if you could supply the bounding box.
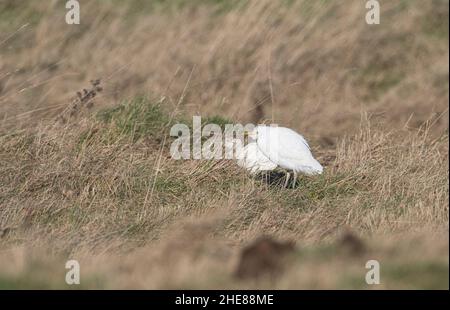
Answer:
[284,172,291,188]
[292,172,298,189]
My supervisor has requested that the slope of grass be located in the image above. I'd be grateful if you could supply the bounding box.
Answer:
[0,96,448,289]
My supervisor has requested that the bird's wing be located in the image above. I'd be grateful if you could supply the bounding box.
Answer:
[279,129,314,161]
[257,127,314,163]
[296,133,311,150]
[255,126,323,174]
[278,129,323,174]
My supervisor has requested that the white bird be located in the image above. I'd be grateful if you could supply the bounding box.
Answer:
[240,125,323,187]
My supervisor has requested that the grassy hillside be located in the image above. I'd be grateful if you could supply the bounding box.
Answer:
[0,0,448,289]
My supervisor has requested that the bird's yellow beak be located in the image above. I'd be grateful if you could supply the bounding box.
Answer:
[243,129,256,143]
[243,130,250,144]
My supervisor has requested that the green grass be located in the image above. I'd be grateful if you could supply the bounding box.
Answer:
[0,268,105,290]
[154,175,190,197]
[421,0,449,39]
[383,262,449,289]
[358,62,405,102]
[0,2,42,31]
[202,115,234,130]
[268,172,362,213]
[105,0,243,17]
[97,96,171,141]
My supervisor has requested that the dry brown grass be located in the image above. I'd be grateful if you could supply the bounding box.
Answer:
[0,0,448,289]
[1,0,448,138]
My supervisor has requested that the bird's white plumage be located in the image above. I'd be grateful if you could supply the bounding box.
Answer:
[236,142,278,174]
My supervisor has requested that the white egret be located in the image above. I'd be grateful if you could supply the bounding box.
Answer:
[242,125,323,188]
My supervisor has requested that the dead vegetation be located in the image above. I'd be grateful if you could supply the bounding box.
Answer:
[0,0,448,289]
[234,236,295,280]
[56,79,103,124]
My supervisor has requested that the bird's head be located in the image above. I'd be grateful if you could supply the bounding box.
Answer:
[243,128,258,143]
